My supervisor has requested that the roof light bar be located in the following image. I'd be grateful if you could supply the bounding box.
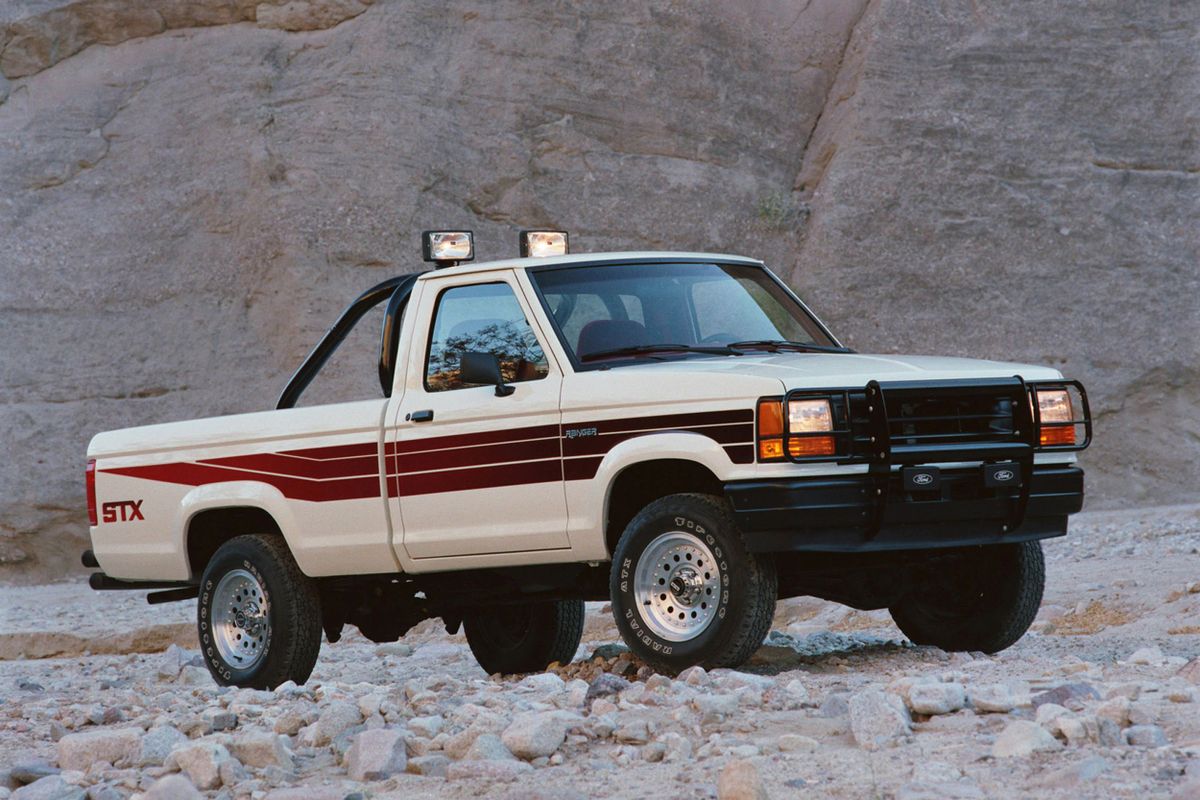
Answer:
[422,230,474,267]
[519,230,569,258]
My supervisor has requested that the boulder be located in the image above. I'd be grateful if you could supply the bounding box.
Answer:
[968,684,1019,714]
[908,683,966,716]
[993,721,1063,758]
[229,732,293,770]
[717,759,768,800]
[345,728,407,781]
[141,775,204,800]
[1031,683,1100,711]
[1125,725,1169,747]
[501,712,570,760]
[848,690,911,751]
[312,702,362,746]
[407,754,451,778]
[463,734,515,762]
[56,729,140,771]
[167,740,236,790]
[11,776,85,800]
[778,735,819,753]
[137,727,189,767]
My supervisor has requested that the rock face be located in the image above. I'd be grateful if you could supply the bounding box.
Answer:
[0,0,1197,575]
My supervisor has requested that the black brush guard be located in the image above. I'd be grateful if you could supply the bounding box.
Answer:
[727,377,1090,553]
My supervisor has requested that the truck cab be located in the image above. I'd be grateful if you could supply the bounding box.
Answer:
[84,230,1091,688]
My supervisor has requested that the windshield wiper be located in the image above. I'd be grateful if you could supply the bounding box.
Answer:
[727,340,853,354]
[579,343,743,362]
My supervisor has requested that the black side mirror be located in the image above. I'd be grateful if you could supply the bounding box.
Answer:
[460,352,516,397]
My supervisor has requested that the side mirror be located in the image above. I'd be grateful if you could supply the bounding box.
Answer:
[460,352,515,397]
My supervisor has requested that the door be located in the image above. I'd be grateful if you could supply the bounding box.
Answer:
[390,273,569,559]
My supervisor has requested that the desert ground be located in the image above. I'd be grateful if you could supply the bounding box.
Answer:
[2,504,1198,800]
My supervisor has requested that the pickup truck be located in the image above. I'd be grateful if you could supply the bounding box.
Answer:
[83,230,1091,689]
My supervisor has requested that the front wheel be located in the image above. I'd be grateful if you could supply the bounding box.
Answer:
[463,599,584,675]
[197,534,322,689]
[610,493,777,673]
[888,540,1045,654]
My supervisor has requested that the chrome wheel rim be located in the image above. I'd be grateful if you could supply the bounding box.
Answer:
[634,531,721,642]
[211,569,269,670]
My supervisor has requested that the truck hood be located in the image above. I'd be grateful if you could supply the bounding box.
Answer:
[605,352,1064,390]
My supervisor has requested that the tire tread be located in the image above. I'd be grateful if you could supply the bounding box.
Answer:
[612,492,777,672]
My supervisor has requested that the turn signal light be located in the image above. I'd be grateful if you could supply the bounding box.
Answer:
[759,439,785,460]
[757,399,784,461]
[1039,425,1076,446]
[788,435,836,457]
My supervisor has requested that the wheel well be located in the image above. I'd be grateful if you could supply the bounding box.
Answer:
[605,459,723,555]
[185,507,283,579]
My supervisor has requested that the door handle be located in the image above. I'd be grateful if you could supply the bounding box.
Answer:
[408,409,434,423]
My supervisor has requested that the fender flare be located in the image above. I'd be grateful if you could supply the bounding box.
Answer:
[589,432,738,547]
[176,482,302,575]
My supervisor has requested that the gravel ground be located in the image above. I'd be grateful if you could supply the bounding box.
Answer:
[1,505,1198,800]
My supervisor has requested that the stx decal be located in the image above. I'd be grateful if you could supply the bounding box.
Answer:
[102,500,144,523]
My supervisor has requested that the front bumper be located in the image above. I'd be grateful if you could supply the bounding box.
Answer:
[725,464,1084,553]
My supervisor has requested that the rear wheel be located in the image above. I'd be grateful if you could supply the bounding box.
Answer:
[198,535,322,689]
[610,493,776,673]
[463,599,584,675]
[888,540,1044,653]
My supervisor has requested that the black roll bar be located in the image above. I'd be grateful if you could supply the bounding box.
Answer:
[276,272,425,410]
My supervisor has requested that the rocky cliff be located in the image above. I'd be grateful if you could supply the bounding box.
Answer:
[1,0,1196,581]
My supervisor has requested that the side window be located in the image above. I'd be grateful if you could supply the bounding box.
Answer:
[425,283,549,392]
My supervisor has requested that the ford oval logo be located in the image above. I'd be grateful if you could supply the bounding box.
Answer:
[994,469,1015,482]
[913,472,934,486]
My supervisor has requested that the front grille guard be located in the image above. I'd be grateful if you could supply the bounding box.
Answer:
[779,377,1091,540]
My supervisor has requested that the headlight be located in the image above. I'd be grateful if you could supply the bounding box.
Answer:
[520,230,569,258]
[787,398,835,457]
[422,230,474,265]
[1035,388,1076,446]
[754,397,835,461]
[788,399,833,432]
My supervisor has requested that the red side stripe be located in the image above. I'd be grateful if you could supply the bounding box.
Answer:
[393,459,562,497]
[199,453,378,479]
[562,423,753,457]
[388,424,560,455]
[104,463,382,502]
[395,437,561,475]
[100,410,757,502]
[277,442,378,460]
[563,456,603,481]
[581,409,752,435]
[724,444,755,465]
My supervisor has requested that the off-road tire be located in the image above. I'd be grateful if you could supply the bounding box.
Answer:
[610,493,777,673]
[464,599,585,675]
[198,534,322,689]
[889,540,1045,654]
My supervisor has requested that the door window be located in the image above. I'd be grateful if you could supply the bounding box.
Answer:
[425,282,549,392]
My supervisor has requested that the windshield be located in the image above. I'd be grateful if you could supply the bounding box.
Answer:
[530,262,838,367]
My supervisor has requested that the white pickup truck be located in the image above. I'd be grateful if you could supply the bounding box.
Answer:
[84,231,1091,689]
